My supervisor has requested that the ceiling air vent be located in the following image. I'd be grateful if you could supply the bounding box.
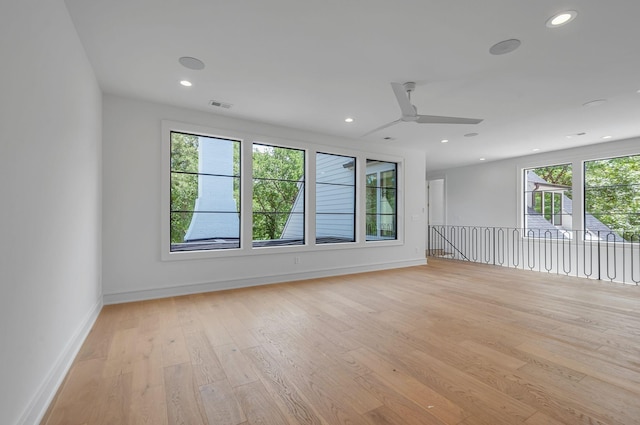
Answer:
[209,100,232,109]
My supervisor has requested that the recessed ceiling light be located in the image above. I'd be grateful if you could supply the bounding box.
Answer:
[602,135,613,139]
[583,99,607,107]
[180,80,192,87]
[345,117,354,123]
[441,139,449,143]
[546,11,577,28]
[479,158,486,161]
[532,148,540,152]
[489,39,521,55]
[179,56,205,70]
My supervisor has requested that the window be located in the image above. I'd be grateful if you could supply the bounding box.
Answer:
[316,153,356,244]
[165,122,404,257]
[585,154,640,240]
[170,131,240,252]
[366,160,397,241]
[252,144,305,247]
[523,164,572,232]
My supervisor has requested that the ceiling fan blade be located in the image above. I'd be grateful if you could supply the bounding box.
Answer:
[362,119,401,137]
[416,115,483,125]
[391,83,416,117]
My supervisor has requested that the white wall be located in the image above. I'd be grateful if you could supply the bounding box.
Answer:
[429,137,640,228]
[102,95,426,303]
[0,1,103,424]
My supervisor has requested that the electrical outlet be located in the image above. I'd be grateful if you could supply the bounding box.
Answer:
[294,256,300,264]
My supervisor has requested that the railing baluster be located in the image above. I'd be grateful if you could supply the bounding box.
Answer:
[544,230,553,273]
[511,228,520,269]
[426,225,638,285]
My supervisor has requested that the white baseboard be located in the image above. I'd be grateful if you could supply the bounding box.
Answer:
[104,258,426,304]
[17,298,103,425]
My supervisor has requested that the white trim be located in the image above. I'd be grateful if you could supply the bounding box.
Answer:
[16,298,103,425]
[161,120,406,261]
[103,258,426,305]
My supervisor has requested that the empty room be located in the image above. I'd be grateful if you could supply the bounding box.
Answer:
[2,1,639,424]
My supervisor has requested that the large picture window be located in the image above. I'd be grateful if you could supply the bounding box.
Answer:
[252,144,305,247]
[165,123,404,257]
[366,160,397,241]
[585,154,640,240]
[316,153,356,244]
[170,132,240,252]
[523,164,572,233]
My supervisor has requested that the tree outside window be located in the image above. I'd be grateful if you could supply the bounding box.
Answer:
[585,154,640,240]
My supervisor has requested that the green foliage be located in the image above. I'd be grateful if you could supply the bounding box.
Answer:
[585,155,640,237]
[252,145,304,240]
[169,135,305,244]
[529,156,640,239]
[170,133,199,243]
[527,164,572,226]
[532,164,572,187]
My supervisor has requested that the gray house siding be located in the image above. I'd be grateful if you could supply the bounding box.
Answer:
[282,153,356,241]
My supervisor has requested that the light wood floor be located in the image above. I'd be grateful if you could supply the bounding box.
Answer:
[42,258,640,425]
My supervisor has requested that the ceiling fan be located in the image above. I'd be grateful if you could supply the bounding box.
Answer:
[363,82,483,136]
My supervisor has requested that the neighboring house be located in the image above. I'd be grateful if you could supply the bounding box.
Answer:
[184,137,240,242]
[183,148,359,244]
[525,171,624,241]
[282,154,356,242]
[281,157,398,242]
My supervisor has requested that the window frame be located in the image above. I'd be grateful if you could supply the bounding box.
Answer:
[251,142,306,248]
[315,151,357,245]
[162,120,405,261]
[583,153,640,240]
[517,144,640,244]
[522,163,573,234]
[169,130,242,253]
[365,159,399,242]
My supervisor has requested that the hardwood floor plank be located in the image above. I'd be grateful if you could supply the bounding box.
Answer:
[364,405,425,425]
[199,308,235,347]
[95,373,133,425]
[401,349,537,424]
[129,383,168,425]
[200,379,247,425]
[163,362,207,425]
[44,258,640,425]
[103,327,137,377]
[42,358,106,425]
[182,324,226,386]
[231,329,261,350]
[252,327,372,424]
[234,380,291,425]
[349,347,468,424]
[524,411,567,425]
[75,306,116,361]
[354,373,449,425]
[213,343,259,388]
[161,326,190,367]
[458,340,527,370]
[243,345,325,425]
[260,327,383,415]
[517,339,640,394]
[132,329,164,391]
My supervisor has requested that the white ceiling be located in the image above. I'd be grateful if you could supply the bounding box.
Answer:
[64,0,640,170]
